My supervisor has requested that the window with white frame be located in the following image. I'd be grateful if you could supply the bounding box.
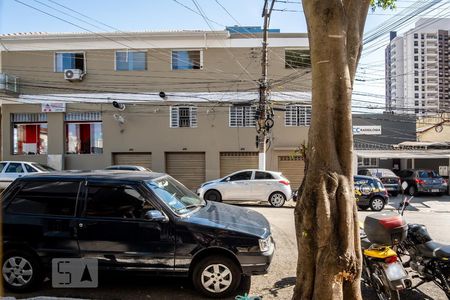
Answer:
[12,113,48,155]
[170,106,197,128]
[172,50,203,70]
[55,52,85,72]
[229,105,256,127]
[65,112,103,154]
[358,157,379,167]
[115,50,147,71]
[285,49,311,69]
[285,105,311,126]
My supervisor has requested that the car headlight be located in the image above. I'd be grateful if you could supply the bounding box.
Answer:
[259,236,272,252]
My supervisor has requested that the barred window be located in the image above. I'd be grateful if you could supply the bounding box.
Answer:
[170,106,197,128]
[229,105,256,127]
[285,105,311,126]
[285,49,311,68]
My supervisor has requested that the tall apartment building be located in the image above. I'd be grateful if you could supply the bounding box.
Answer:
[385,18,450,116]
[0,28,313,189]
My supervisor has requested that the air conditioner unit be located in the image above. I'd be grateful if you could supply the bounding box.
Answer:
[64,69,84,81]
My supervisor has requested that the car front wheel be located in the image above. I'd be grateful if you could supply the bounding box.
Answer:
[192,255,241,298]
[204,190,222,202]
[370,197,385,211]
[2,250,43,292]
[269,192,286,207]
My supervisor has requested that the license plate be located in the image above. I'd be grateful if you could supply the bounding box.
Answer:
[432,189,439,192]
[384,261,407,281]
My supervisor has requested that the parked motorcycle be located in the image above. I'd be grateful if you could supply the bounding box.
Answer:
[397,194,450,299]
[361,212,411,300]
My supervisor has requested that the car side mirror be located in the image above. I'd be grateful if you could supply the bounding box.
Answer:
[144,210,169,222]
[226,177,230,182]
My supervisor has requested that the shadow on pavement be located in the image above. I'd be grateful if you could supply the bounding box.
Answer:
[362,283,436,300]
[257,276,296,298]
[5,272,252,300]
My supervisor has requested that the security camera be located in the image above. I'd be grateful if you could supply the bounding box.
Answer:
[113,113,126,125]
[112,101,125,111]
[159,91,167,99]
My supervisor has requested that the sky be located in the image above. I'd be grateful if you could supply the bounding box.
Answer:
[1,0,449,112]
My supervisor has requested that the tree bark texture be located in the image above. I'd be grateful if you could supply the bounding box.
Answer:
[293,1,370,299]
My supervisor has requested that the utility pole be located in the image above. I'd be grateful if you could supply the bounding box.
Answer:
[258,0,275,170]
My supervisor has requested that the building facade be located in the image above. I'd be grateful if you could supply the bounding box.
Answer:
[385,18,450,116]
[0,29,313,190]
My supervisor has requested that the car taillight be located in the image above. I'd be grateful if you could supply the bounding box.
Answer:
[279,180,290,186]
[415,178,425,185]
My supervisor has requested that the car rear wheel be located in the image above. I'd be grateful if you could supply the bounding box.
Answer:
[269,192,286,207]
[370,197,385,211]
[192,255,241,298]
[2,250,43,292]
[204,190,222,202]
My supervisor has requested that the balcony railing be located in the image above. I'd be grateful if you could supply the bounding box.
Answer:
[0,73,20,94]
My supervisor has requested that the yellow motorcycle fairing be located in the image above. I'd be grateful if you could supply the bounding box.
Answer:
[364,247,397,259]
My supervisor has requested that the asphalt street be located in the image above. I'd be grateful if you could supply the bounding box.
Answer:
[4,195,450,300]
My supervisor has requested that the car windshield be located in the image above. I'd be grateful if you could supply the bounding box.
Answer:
[146,176,205,214]
[418,170,440,178]
[31,163,56,171]
[371,169,396,177]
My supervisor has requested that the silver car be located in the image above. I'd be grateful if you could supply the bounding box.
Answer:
[0,161,55,190]
[197,169,292,207]
[105,165,152,171]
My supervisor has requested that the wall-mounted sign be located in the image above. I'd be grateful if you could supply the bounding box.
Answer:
[42,102,66,113]
[352,125,382,135]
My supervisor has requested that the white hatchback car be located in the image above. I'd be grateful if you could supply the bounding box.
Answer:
[197,169,292,207]
[0,161,54,190]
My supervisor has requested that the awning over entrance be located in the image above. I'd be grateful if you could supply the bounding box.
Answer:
[356,150,450,159]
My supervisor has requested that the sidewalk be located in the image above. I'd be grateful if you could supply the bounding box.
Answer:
[387,194,450,212]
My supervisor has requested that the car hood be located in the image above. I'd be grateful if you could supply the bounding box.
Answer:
[184,201,270,238]
[200,179,221,187]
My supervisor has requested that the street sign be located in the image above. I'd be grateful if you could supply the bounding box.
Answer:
[42,102,66,112]
[352,125,382,135]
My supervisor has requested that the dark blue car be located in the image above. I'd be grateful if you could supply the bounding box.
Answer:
[354,175,389,211]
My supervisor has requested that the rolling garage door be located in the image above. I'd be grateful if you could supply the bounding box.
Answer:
[113,153,152,169]
[278,156,305,190]
[166,152,205,190]
[220,152,258,177]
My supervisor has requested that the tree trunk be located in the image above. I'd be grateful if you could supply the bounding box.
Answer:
[293,1,370,299]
